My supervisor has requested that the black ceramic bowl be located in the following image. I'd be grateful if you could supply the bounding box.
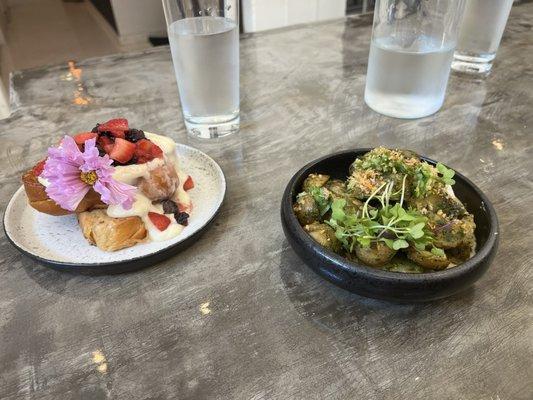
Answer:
[281,149,499,302]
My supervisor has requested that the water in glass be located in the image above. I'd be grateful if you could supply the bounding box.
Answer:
[168,16,239,137]
[365,36,455,119]
[452,0,514,74]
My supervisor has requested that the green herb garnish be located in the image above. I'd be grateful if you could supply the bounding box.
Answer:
[436,162,456,186]
[327,175,435,252]
[309,186,331,216]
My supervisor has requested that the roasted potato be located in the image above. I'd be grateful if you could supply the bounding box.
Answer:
[293,193,320,225]
[304,222,341,253]
[355,242,396,267]
[446,241,476,264]
[431,214,476,249]
[406,247,449,270]
[347,147,419,201]
[324,179,346,198]
[303,173,330,192]
[324,179,364,215]
[409,192,467,219]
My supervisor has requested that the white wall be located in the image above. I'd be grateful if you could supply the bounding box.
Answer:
[242,0,346,33]
[103,0,347,40]
[110,0,166,43]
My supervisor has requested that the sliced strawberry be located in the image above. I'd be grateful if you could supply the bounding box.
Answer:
[134,139,163,164]
[97,135,115,154]
[97,118,129,138]
[109,130,125,139]
[73,132,98,145]
[183,175,194,191]
[32,159,46,177]
[109,138,136,163]
[150,143,163,158]
[148,212,171,231]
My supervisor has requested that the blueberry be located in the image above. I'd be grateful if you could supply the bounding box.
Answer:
[176,212,189,226]
[126,129,145,143]
[162,199,179,214]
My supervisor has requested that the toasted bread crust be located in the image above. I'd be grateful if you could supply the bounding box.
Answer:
[22,170,105,215]
[78,209,147,251]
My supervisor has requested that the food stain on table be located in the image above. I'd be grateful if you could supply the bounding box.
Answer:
[91,350,108,374]
[199,302,211,315]
[491,138,504,150]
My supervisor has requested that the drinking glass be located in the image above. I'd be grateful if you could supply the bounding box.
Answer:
[452,0,514,75]
[364,0,465,119]
[162,0,239,138]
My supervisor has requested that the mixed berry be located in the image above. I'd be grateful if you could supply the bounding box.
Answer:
[162,199,190,226]
[148,199,189,230]
[75,118,163,166]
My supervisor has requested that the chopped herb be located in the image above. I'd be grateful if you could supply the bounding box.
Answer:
[309,186,331,216]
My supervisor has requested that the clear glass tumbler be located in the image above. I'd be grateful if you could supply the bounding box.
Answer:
[452,0,514,75]
[162,0,239,138]
[364,0,465,119]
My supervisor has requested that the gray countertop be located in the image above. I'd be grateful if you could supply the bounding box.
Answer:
[1,3,532,400]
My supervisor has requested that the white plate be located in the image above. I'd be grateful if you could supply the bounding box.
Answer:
[4,144,226,273]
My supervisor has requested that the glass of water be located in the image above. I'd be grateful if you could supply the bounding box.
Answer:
[364,0,465,119]
[162,0,239,138]
[452,0,514,75]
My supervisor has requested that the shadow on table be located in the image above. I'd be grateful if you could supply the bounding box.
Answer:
[278,241,477,336]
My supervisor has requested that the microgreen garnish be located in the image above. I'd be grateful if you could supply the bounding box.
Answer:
[430,247,446,257]
[326,175,437,253]
[436,162,456,186]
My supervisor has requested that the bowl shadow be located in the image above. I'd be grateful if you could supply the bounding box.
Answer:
[278,242,478,334]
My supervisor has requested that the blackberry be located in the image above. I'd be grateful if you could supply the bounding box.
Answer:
[161,199,179,215]
[99,131,114,139]
[176,212,189,226]
[91,123,100,133]
[125,129,145,143]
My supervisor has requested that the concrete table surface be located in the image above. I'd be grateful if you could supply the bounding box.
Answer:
[1,3,532,400]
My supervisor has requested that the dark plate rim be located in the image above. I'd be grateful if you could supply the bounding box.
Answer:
[281,148,499,282]
[3,145,226,272]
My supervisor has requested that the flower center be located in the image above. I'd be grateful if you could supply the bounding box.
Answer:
[80,170,98,185]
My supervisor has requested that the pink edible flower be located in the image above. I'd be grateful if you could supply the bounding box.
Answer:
[41,136,136,211]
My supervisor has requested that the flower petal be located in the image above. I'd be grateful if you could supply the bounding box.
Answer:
[41,159,80,181]
[94,179,136,209]
[59,136,84,164]
[40,134,136,212]
[46,182,90,211]
[80,138,103,172]
[41,136,89,211]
